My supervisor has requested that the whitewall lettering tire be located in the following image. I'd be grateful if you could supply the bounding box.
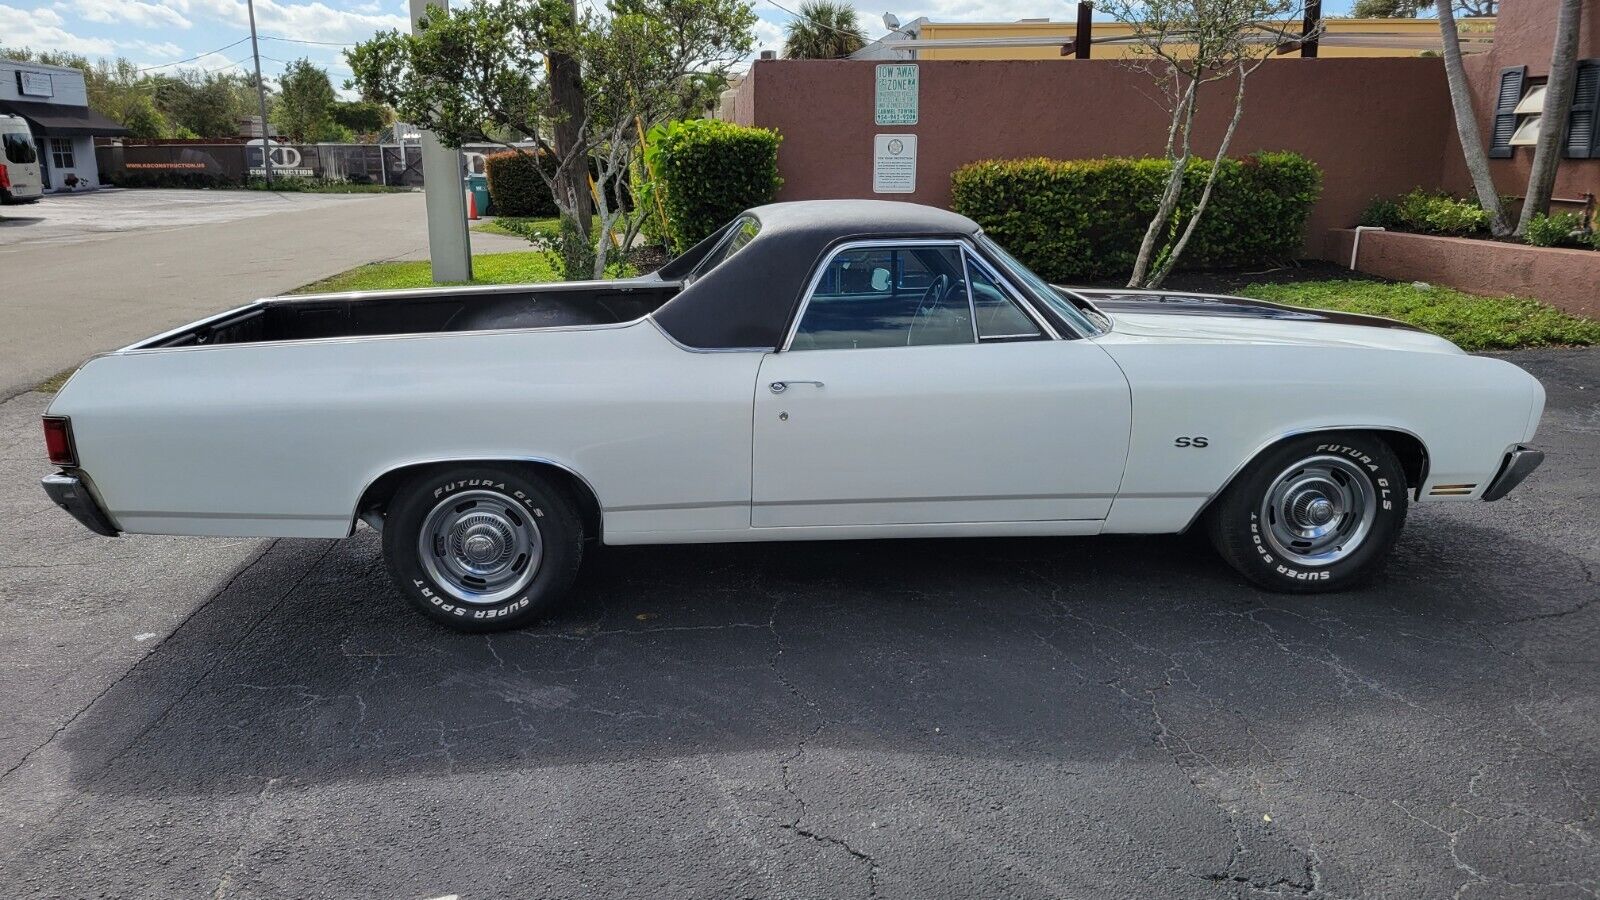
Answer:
[1207,433,1408,592]
[382,465,583,631]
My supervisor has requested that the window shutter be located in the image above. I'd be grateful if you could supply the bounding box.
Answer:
[1489,66,1525,159]
[1565,59,1600,159]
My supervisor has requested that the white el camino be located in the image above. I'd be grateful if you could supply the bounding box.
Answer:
[41,200,1546,631]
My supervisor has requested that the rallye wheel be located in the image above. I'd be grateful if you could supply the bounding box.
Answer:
[1206,433,1408,592]
[382,464,583,631]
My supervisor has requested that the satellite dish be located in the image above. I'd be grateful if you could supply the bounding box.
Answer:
[883,12,901,30]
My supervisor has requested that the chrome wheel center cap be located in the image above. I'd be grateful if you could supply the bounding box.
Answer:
[1304,497,1336,526]
[460,527,504,565]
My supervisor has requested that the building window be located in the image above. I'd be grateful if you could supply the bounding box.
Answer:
[51,138,75,170]
[1509,82,1546,147]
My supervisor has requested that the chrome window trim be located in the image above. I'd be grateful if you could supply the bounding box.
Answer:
[782,237,1062,352]
[958,249,980,344]
[971,233,1097,339]
[686,215,760,284]
[646,315,770,353]
[962,249,1053,342]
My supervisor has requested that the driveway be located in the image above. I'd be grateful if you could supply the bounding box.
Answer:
[0,189,522,400]
[0,349,1594,899]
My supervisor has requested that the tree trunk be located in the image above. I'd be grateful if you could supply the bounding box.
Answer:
[1436,0,1512,236]
[1515,0,1584,234]
[1147,67,1251,289]
[549,0,591,241]
[1128,80,1198,287]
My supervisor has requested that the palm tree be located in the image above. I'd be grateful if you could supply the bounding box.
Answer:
[783,1,867,59]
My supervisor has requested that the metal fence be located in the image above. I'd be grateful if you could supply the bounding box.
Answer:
[96,142,432,187]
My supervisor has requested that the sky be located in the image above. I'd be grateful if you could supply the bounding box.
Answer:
[0,0,1362,89]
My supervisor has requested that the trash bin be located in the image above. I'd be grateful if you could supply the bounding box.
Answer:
[466,173,491,217]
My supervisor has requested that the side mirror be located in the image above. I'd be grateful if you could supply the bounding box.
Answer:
[870,268,891,291]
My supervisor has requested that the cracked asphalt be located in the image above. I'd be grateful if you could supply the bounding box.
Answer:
[0,349,1595,900]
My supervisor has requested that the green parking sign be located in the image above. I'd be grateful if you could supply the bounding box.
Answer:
[875,64,919,126]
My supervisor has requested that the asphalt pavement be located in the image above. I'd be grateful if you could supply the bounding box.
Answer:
[0,349,1594,899]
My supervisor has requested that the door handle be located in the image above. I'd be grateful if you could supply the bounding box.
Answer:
[770,380,824,394]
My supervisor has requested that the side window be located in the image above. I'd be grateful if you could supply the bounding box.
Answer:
[792,245,972,350]
[967,255,1043,341]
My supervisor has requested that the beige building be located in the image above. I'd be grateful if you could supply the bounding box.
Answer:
[851,16,1496,60]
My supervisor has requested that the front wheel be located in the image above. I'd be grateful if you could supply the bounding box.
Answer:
[382,464,584,631]
[1207,433,1408,592]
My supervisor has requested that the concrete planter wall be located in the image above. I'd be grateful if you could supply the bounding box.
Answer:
[1330,228,1600,320]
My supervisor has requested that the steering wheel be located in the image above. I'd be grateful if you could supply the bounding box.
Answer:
[907,275,952,346]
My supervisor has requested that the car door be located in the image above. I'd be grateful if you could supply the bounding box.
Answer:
[751,240,1132,528]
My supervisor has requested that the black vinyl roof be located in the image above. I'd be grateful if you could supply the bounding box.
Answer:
[652,200,982,350]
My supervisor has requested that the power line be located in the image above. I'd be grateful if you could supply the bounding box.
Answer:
[134,36,252,73]
[760,0,869,43]
[261,35,357,47]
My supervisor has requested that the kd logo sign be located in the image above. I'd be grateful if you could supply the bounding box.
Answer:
[251,145,301,168]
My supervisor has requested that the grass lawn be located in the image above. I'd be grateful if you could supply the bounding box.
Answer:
[1237,279,1600,351]
[293,251,561,293]
[473,215,601,240]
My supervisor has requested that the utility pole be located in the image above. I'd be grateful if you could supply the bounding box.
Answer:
[246,0,273,184]
[408,0,473,282]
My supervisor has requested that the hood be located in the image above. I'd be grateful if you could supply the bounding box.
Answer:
[1070,288,1464,355]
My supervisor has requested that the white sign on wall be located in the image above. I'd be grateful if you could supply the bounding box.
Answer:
[18,70,53,98]
[873,134,917,194]
[874,64,918,126]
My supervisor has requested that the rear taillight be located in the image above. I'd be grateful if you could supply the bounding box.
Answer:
[0,163,10,191]
[43,416,77,467]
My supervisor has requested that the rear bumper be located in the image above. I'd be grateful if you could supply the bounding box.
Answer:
[1482,446,1545,502]
[41,472,119,536]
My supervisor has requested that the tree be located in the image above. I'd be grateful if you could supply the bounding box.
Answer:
[1515,0,1583,234]
[782,1,865,59]
[1101,0,1315,288]
[274,58,338,143]
[121,94,168,138]
[1350,0,1497,17]
[330,100,390,137]
[349,0,755,279]
[1434,0,1512,235]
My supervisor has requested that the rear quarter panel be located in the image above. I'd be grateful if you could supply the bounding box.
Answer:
[1095,337,1542,532]
[49,320,763,538]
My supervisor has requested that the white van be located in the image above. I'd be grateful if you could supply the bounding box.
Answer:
[0,114,44,204]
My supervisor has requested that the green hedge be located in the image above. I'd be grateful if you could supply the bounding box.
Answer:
[950,151,1322,282]
[653,119,782,252]
[485,151,559,218]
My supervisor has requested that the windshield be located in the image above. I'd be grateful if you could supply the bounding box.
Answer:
[976,234,1102,336]
[2,131,38,165]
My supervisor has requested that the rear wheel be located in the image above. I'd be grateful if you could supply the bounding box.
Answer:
[1207,433,1408,592]
[382,464,583,631]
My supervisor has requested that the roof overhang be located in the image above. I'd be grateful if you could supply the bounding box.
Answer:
[0,99,128,137]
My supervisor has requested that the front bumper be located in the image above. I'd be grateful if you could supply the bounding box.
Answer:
[41,472,119,536]
[1482,446,1545,502]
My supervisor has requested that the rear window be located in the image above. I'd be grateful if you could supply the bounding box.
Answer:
[2,132,37,165]
[688,216,760,283]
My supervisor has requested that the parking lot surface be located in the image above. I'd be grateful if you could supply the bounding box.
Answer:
[0,189,518,400]
[0,349,1595,899]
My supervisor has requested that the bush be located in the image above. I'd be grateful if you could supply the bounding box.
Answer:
[1360,188,1489,237]
[1393,189,1488,236]
[1524,211,1590,248]
[1358,197,1402,229]
[950,151,1321,283]
[485,151,559,218]
[653,119,782,252]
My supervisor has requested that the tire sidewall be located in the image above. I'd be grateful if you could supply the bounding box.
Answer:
[1224,434,1408,590]
[383,466,581,630]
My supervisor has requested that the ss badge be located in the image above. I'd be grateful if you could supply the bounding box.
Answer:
[1174,436,1209,448]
